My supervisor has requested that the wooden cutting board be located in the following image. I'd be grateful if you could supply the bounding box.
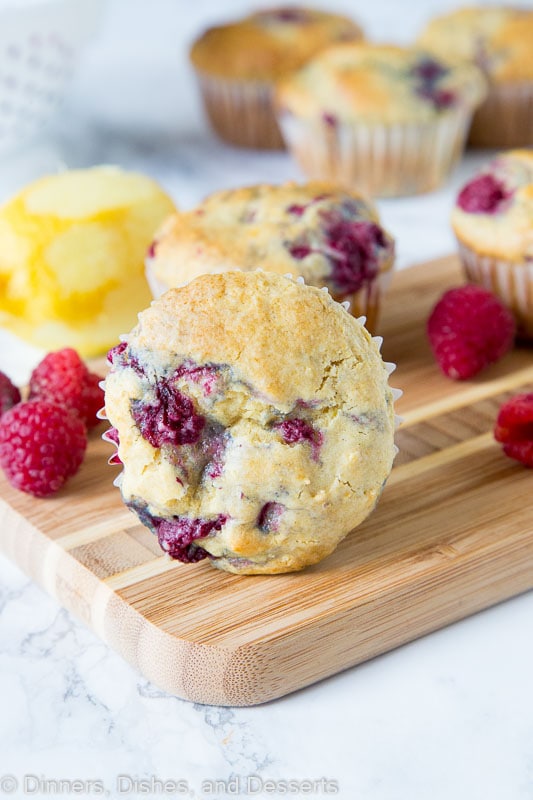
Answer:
[1,255,533,707]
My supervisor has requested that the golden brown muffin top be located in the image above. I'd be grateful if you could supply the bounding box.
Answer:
[133,269,384,407]
[276,42,486,123]
[418,7,533,82]
[189,6,362,81]
[147,181,394,299]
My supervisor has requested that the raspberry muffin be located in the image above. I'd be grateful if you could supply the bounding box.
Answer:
[146,182,394,331]
[452,149,533,338]
[418,7,533,147]
[0,167,175,357]
[104,271,397,575]
[190,6,362,149]
[276,43,486,197]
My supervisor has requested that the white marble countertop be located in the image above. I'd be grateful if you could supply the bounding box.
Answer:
[1,1,532,798]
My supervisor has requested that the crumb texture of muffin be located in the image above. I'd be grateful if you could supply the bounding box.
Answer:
[418,7,533,146]
[0,167,176,357]
[452,149,533,337]
[147,181,394,328]
[105,271,396,575]
[276,43,485,195]
[190,7,363,149]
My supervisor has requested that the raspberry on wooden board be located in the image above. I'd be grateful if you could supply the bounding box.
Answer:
[427,285,516,380]
[494,393,533,468]
[29,348,104,429]
[0,401,87,497]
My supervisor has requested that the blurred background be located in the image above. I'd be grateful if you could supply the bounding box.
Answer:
[0,0,528,382]
[1,0,525,204]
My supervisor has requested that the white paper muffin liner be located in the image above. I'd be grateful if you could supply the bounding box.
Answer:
[457,240,533,340]
[145,256,169,299]
[194,71,285,149]
[468,82,533,148]
[277,108,473,198]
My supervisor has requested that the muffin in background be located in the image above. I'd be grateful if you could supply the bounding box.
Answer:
[104,270,397,575]
[418,7,533,147]
[146,181,395,331]
[275,43,486,197]
[0,167,176,357]
[189,6,362,149]
[452,149,533,339]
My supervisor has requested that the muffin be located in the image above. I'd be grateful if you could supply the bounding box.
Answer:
[104,271,398,575]
[275,43,486,197]
[452,149,533,339]
[146,182,395,332]
[418,7,533,147]
[0,167,176,357]
[190,6,362,149]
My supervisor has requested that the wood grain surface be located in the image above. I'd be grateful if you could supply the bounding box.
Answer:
[1,255,532,706]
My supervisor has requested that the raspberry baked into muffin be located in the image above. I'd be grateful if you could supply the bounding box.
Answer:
[104,271,398,575]
[452,149,533,339]
[146,182,395,331]
[276,43,486,196]
[418,6,533,147]
[190,6,362,148]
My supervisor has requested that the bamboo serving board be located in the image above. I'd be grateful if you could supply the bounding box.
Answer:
[1,255,533,707]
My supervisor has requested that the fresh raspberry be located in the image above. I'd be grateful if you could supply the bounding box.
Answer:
[0,401,87,497]
[494,393,533,467]
[427,285,516,380]
[81,371,106,427]
[0,371,21,418]
[29,348,104,429]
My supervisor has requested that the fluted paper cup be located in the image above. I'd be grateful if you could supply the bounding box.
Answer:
[145,255,170,299]
[278,108,472,198]
[330,267,393,333]
[194,71,285,149]
[468,83,533,148]
[457,240,533,340]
